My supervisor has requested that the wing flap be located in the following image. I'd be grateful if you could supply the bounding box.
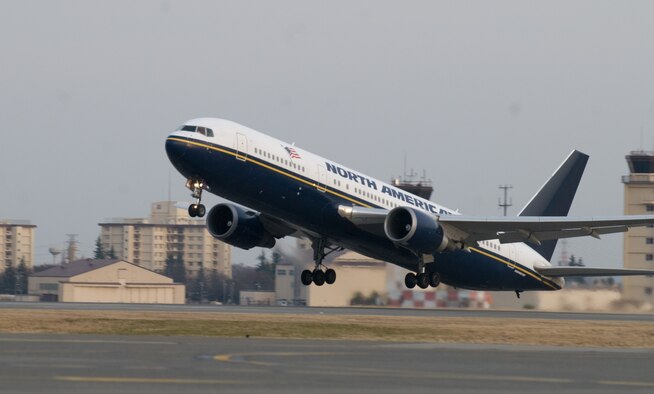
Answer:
[496,226,628,244]
[535,266,654,277]
[440,215,654,244]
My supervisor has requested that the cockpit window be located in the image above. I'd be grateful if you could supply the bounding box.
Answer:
[177,124,214,137]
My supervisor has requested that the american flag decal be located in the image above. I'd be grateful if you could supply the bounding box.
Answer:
[284,146,301,159]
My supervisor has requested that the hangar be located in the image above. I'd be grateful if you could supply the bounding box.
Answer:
[29,259,185,304]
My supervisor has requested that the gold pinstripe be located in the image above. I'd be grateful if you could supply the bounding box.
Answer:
[167,137,372,208]
[470,247,560,290]
[169,136,559,290]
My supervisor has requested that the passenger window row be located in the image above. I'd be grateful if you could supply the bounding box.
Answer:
[353,187,396,208]
[480,240,500,251]
[253,147,305,172]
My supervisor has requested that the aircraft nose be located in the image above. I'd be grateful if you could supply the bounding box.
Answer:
[165,136,187,162]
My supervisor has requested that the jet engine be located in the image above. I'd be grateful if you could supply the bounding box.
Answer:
[206,203,275,250]
[384,206,449,254]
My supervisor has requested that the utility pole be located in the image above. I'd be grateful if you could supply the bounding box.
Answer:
[65,234,78,263]
[498,185,513,216]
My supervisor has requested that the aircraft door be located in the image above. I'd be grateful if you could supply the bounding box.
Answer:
[509,245,517,268]
[316,164,327,192]
[236,133,248,161]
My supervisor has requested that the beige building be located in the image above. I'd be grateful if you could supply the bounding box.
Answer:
[29,259,185,303]
[0,220,36,273]
[622,152,654,308]
[99,202,231,277]
[275,264,299,304]
[307,252,391,306]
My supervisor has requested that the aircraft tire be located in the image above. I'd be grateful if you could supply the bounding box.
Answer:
[300,270,313,286]
[325,269,336,285]
[429,272,441,288]
[416,273,429,289]
[404,273,417,289]
[313,269,326,286]
[197,204,206,217]
[188,204,198,217]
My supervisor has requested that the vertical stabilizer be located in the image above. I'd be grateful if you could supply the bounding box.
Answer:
[519,150,589,261]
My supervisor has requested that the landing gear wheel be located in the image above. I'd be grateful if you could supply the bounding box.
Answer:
[429,272,441,288]
[405,273,417,289]
[325,269,336,285]
[300,270,313,286]
[188,204,199,217]
[416,273,429,289]
[186,178,206,218]
[308,238,342,286]
[313,270,325,286]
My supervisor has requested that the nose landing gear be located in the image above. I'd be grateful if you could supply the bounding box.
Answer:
[186,178,206,218]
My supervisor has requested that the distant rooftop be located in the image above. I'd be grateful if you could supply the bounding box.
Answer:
[0,219,35,227]
[391,177,434,200]
[100,201,205,226]
[31,259,120,277]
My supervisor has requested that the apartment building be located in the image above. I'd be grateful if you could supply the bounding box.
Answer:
[99,202,231,277]
[0,220,36,272]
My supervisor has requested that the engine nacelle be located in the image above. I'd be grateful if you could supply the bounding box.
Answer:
[384,206,449,254]
[206,203,275,250]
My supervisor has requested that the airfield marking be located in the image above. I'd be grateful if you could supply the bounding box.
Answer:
[598,380,654,387]
[54,376,242,385]
[0,337,176,345]
[214,351,358,366]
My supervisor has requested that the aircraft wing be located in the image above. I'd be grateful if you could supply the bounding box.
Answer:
[534,266,654,277]
[438,215,654,245]
[337,205,654,245]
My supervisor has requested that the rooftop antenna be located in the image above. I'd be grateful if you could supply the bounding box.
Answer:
[498,185,513,216]
[168,169,172,203]
[403,152,407,181]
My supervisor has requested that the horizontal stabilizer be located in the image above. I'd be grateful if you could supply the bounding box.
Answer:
[535,266,654,277]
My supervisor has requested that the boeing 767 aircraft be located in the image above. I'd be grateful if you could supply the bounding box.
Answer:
[166,118,654,295]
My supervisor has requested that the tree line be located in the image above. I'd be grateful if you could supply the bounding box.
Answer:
[0,258,30,295]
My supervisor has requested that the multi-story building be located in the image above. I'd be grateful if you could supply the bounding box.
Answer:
[99,202,231,277]
[622,151,654,308]
[0,220,36,273]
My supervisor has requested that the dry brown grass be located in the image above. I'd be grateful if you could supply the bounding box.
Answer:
[1,308,653,348]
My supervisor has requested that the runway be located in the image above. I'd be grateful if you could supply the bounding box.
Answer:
[1,301,654,322]
[1,333,653,393]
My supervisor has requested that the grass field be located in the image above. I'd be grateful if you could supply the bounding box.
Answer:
[2,308,654,348]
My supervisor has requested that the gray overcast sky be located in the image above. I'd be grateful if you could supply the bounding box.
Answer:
[2,1,654,267]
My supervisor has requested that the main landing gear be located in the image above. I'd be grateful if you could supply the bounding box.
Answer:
[404,258,441,289]
[300,239,342,287]
[186,178,206,218]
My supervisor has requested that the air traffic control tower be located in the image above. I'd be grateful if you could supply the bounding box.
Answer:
[623,151,654,308]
